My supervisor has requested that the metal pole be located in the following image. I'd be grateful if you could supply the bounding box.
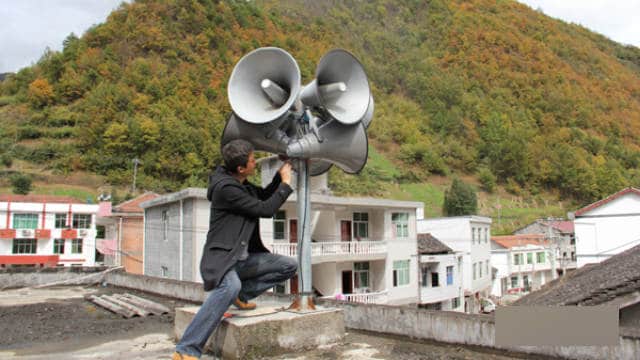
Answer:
[296,158,313,310]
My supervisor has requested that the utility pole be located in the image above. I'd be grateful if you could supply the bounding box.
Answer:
[132,158,141,193]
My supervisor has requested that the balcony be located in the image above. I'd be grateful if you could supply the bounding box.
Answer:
[271,241,388,262]
[322,290,388,304]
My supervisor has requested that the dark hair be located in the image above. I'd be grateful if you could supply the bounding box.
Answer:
[222,139,254,173]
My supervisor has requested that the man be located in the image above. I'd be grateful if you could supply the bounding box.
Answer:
[173,139,297,359]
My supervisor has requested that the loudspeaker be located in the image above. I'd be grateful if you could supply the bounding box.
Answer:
[221,114,291,155]
[300,49,370,125]
[362,94,374,129]
[286,121,368,174]
[228,47,301,124]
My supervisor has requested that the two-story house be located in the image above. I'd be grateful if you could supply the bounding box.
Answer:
[514,218,576,275]
[417,233,464,312]
[417,216,492,313]
[141,159,424,305]
[570,187,640,268]
[0,194,99,267]
[491,234,554,297]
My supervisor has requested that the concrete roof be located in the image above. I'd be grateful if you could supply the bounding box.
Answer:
[514,243,640,306]
[0,194,84,204]
[140,187,424,210]
[418,215,492,223]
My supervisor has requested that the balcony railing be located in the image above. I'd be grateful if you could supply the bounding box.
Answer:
[322,290,389,304]
[271,241,387,258]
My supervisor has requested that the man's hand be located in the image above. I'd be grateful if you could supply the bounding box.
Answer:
[279,162,292,185]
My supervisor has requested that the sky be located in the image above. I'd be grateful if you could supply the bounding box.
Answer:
[0,0,639,74]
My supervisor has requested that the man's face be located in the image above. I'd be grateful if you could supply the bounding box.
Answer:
[238,152,256,177]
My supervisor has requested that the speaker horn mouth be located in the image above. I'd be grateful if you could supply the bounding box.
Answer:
[228,47,301,124]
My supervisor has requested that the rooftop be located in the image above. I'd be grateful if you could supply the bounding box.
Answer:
[492,234,548,249]
[112,192,159,214]
[418,233,454,254]
[574,187,640,216]
[514,243,640,306]
[0,194,85,204]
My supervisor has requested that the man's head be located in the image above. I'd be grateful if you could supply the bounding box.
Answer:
[222,139,256,176]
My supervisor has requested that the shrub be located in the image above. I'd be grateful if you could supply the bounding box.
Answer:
[478,167,497,193]
[10,173,32,194]
[443,178,477,216]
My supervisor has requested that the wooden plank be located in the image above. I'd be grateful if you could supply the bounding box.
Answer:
[121,293,170,315]
[112,294,164,316]
[87,295,136,318]
[102,295,149,317]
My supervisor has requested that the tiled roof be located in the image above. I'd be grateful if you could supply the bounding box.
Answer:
[417,233,454,254]
[514,243,640,306]
[113,192,159,213]
[574,187,640,216]
[543,220,574,233]
[0,194,83,204]
[491,234,547,249]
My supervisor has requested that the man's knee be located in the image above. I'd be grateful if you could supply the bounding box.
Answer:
[282,257,298,277]
[220,271,242,300]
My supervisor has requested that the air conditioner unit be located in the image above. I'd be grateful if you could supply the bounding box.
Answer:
[79,229,88,237]
[20,229,34,238]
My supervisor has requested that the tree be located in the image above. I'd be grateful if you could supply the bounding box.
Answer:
[27,78,55,108]
[10,173,32,195]
[443,178,477,216]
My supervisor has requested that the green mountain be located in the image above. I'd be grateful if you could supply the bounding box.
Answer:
[1,0,640,219]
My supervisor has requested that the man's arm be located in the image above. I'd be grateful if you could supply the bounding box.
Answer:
[221,182,292,218]
[254,172,282,201]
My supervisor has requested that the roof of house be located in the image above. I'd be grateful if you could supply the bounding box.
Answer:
[574,187,640,216]
[417,233,454,254]
[0,194,84,204]
[113,192,159,214]
[514,243,640,306]
[543,220,574,233]
[491,234,548,249]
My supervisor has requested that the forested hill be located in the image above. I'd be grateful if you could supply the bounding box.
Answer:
[1,0,640,204]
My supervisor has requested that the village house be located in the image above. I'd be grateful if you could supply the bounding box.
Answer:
[570,187,640,268]
[416,233,464,312]
[141,158,424,305]
[490,234,555,298]
[0,194,99,267]
[514,218,577,274]
[417,215,493,313]
[96,192,158,274]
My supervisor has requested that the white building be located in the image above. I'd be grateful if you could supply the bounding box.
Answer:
[0,194,99,267]
[570,187,640,268]
[417,233,464,312]
[417,216,492,313]
[514,219,576,274]
[142,159,424,305]
[491,234,555,297]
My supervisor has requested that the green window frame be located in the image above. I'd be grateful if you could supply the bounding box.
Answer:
[12,213,38,229]
[71,238,83,254]
[273,210,286,240]
[353,212,368,240]
[536,252,545,263]
[53,239,65,254]
[527,252,533,264]
[392,260,410,287]
[392,212,409,238]
[55,213,67,229]
[12,238,37,254]
[72,214,92,229]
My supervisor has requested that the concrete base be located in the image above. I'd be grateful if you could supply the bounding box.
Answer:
[175,304,345,359]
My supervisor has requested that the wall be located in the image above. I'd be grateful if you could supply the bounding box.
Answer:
[0,266,109,289]
[121,217,144,274]
[144,202,181,279]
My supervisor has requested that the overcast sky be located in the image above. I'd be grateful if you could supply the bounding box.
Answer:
[0,1,639,73]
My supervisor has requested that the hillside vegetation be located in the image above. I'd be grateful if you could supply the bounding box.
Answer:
[1,0,640,232]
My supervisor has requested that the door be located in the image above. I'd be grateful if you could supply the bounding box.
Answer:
[289,219,298,243]
[342,270,353,294]
[290,275,299,294]
[341,221,351,253]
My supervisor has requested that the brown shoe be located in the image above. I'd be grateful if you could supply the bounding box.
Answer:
[172,352,198,360]
[233,297,257,310]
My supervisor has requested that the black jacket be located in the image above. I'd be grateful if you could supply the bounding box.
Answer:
[200,166,293,291]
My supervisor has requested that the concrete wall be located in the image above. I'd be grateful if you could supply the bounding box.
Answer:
[0,266,109,289]
[317,299,640,360]
[144,202,181,279]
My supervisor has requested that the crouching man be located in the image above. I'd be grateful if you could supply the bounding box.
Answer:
[173,139,297,359]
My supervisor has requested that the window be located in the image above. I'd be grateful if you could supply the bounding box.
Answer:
[71,238,83,254]
[354,262,370,291]
[55,214,67,229]
[273,210,286,240]
[13,213,38,229]
[421,265,429,287]
[393,260,410,287]
[162,210,168,241]
[96,225,105,239]
[353,212,368,240]
[471,228,476,244]
[431,272,439,287]
[273,281,286,294]
[446,266,454,285]
[536,252,545,263]
[161,266,168,278]
[571,252,576,261]
[485,261,489,276]
[53,239,65,254]
[513,253,522,265]
[473,263,477,280]
[12,239,36,254]
[72,214,91,229]
[479,262,483,278]
[523,275,530,290]
[392,212,409,238]
[527,252,533,264]
[484,228,489,243]
[511,276,519,288]
[452,297,460,309]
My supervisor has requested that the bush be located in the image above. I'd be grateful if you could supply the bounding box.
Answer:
[1,153,12,168]
[478,167,497,193]
[10,173,32,194]
[443,178,477,216]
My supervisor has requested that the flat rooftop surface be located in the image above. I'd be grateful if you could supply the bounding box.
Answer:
[0,286,554,359]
